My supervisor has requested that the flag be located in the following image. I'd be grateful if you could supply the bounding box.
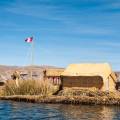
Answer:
[25,37,33,43]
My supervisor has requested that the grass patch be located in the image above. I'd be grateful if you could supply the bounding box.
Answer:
[58,88,119,98]
[2,80,58,96]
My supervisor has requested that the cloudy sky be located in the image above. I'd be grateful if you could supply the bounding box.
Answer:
[0,0,120,70]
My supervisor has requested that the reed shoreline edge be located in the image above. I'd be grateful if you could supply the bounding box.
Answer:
[1,79,120,105]
[1,93,120,105]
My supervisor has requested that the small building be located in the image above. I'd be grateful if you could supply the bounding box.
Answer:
[19,70,42,80]
[43,69,64,85]
[61,63,117,91]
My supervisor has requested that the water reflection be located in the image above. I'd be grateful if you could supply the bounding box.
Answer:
[55,105,113,120]
[0,101,120,120]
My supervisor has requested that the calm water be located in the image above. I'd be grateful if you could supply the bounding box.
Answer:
[0,101,120,120]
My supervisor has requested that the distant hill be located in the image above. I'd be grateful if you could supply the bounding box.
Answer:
[0,65,64,81]
[1,65,119,82]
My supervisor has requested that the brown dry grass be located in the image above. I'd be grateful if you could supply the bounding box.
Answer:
[2,80,59,96]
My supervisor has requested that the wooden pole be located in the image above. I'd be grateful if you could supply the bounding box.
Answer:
[106,77,109,92]
[108,77,109,92]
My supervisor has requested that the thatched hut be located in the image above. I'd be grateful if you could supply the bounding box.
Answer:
[43,69,64,85]
[61,63,117,91]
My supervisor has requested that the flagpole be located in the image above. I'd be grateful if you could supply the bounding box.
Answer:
[25,37,34,80]
[30,38,34,80]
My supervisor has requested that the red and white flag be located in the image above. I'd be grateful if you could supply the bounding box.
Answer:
[25,37,33,43]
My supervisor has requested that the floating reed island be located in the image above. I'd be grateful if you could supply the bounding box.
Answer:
[1,80,120,105]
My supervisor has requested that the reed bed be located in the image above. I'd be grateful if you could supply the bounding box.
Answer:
[58,88,118,97]
[1,85,120,105]
[2,80,58,96]
[1,94,120,105]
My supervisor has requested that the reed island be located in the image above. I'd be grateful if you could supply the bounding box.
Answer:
[0,63,120,105]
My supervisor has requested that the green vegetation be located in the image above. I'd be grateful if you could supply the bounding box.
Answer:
[2,80,58,96]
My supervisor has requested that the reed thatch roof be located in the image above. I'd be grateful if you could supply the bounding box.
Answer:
[45,69,64,77]
[61,63,117,81]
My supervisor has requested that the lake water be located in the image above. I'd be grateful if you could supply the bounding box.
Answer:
[0,101,120,120]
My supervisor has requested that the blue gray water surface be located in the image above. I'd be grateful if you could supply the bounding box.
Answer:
[0,100,120,120]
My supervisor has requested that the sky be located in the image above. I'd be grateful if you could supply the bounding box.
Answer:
[0,0,120,70]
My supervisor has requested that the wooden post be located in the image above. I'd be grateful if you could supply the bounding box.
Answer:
[106,77,109,92]
[108,77,109,92]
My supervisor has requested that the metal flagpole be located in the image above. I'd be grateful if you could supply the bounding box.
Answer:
[30,38,34,80]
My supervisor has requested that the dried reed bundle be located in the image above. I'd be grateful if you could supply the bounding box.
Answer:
[3,80,58,96]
